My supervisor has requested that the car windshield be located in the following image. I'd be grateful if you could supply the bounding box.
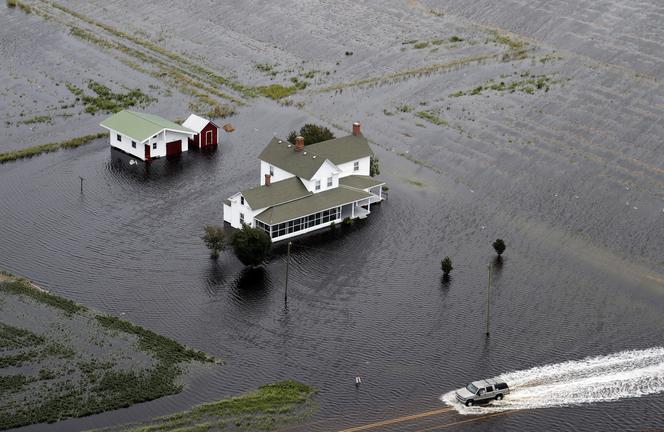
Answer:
[466,383,479,394]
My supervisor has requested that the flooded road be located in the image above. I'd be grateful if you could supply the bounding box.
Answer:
[1,1,664,431]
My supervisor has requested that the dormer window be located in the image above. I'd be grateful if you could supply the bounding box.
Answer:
[327,176,333,187]
[354,161,359,171]
[241,196,244,205]
[315,180,321,191]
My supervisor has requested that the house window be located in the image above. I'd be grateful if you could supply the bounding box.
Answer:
[239,213,245,225]
[353,161,359,171]
[131,141,136,148]
[315,180,321,191]
[240,196,244,205]
[327,176,333,187]
[269,165,274,176]
[152,142,157,150]
[117,134,122,142]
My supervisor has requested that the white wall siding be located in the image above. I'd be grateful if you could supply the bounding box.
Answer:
[109,128,146,160]
[260,161,294,184]
[302,160,339,193]
[108,128,192,160]
[337,156,370,177]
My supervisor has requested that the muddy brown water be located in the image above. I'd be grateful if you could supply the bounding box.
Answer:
[2,1,664,431]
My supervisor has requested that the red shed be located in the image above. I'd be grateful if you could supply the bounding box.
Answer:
[182,113,219,149]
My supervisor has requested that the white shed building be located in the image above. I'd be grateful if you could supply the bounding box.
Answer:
[100,110,195,161]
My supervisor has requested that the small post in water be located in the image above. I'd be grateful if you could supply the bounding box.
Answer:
[284,241,292,306]
[79,176,84,194]
[486,262,492,336]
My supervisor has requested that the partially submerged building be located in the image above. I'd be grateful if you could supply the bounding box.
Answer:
[224,122,384,242]
[182,113,220,149]
[100,110,195,161]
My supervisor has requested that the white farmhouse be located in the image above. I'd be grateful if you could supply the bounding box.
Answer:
[100,110,195,161]
[224,122,384,242]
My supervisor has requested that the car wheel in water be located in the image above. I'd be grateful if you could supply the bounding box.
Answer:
[495,394,503,400]
[465,400,474,407]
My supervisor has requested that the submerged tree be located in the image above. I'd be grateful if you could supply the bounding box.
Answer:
[370,156,380,177]
[232,224,272,267]
[441,256,453,276]
[287,124,335,146]
[492,239,506,256]
[202,225,226,259]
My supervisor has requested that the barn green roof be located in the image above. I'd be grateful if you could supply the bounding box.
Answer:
[99,110,194,142]
[255,186,373,225]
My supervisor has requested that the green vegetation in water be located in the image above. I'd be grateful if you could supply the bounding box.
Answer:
[449,72,557,97]
[488,30,526,50]
[0,277,216,430]
[115,381,316,432]
[95,315,212,364]
[0,280,82,315]
[397,104,413,113]
[15,115,53,126]
[257,83,305,100]
[413,41,429,49]
[6,0,31,13]
[66,81,156,114]
[415,110,448,126]
[449,36,464,43]
[0,132,107,164]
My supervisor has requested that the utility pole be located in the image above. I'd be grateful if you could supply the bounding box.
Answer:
[284,241,292,306]
[486,263,492,336]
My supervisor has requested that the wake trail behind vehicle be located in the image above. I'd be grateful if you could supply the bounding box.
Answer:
[441,347,664,414]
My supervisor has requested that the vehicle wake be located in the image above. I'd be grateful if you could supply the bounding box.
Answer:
[442,347,664,414]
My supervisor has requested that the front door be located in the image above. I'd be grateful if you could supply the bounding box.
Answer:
[144,144,150,161]
[205,130,213,147]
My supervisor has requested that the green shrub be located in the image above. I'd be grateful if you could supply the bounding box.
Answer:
[231,225,272,267]
[287,124,335,145]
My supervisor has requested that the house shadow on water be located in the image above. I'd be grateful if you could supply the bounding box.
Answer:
[108,147,209,183]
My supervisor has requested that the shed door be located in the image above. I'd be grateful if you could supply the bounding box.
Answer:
[205,130,213,147]
[166,140,182,157]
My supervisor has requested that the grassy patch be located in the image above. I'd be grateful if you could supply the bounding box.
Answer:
[95,315,212,364]
[488,30,526,50]
[257,84,301,99]
[6,0,30,13]
[115,381,316,432]
[318,53,500,93]
[0,276,216,430]
[406,179,425,187]
[0,279,82,315]
[415,110,448,126]
[16,115,53,126]
[449,72,557,97]
[449,36,464,43]
[66,80,156,114]
[413,41,429,49]
[0,132,107,164]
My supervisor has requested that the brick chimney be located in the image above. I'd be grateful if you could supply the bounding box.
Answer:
[264,173,271,186]
[295,135,304,151]
[352,122,361,136]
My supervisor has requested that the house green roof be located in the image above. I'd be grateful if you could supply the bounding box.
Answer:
[241,177,311,210]
[99,110,194,142]
[258,137,326,180]
[339,175,385,190]
[305,134,373,165]
[255,186,373,225]
[258,134,374,179]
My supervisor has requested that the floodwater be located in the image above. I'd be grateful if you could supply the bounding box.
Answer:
[2,1,664,431]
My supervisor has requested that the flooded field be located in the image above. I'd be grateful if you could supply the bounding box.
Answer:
[1,1,664,431]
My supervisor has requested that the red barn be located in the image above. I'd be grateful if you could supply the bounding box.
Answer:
[182,114,219,149]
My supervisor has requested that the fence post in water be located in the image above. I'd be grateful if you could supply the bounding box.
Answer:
[486,263,492,336]
[284,241,292,307]
[79,176,84,194]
